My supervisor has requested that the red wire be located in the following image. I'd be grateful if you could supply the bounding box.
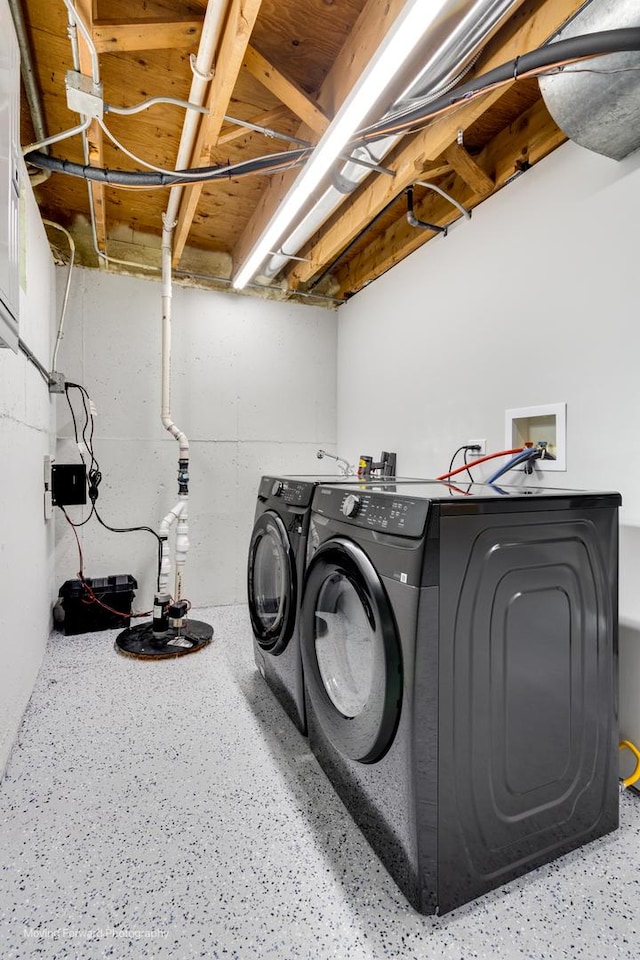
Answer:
[60,507,150,619]
[437,447,525,481]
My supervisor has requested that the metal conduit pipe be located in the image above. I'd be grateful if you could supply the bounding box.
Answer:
[259,0,526,281]
[8,0,51,182]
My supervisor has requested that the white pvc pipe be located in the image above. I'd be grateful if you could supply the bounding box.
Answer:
[164,0,226,230]
[156,0,226,603]
[161,228,189,459]
[158,500,186,595]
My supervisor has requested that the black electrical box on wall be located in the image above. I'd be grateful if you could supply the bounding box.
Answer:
[51,464,87,506]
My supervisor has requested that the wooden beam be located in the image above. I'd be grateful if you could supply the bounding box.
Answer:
[92,18,202,54]
[333,98,566,297]
[231,0,408,277]
[286,89,505,288]
[216,106,292,147]
[76,0,106,253]
[442,142,494,196]
[172,0,263,266]
[286,0,588,289]
[242,45,329,137]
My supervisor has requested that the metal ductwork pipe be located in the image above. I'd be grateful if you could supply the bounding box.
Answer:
[539,0,640,161]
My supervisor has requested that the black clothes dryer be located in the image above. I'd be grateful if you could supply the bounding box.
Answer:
[301,480,621,915]
[248,475,427,733]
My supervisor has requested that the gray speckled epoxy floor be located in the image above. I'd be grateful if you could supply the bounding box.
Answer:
[0,604,639,960]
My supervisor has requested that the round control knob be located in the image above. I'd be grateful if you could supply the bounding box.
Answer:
[271,480,284,497]
[342,494,361,518]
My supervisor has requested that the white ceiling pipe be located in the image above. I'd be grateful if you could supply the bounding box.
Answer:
[159,0,227,607]
[260,0,526,281]
[163,0,227,231]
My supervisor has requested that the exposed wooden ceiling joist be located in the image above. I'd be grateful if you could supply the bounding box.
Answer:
[172,0,264,266]
[75,0,106,253]
[333,96,566,296]
[243,45,330,136]
[231,0,407,277]
[286,0,588,291]
[91,18,203,54]
[442,142,495,196]
[21,0,592,304]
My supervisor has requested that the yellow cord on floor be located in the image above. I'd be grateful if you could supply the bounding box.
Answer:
[619,740,640,789]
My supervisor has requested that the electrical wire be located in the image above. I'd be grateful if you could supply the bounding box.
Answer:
[23,29,640,190]
[463,447,474,483]
[106,96,209,116]
[93,505,164,592]
[97,117,204,178]
[437,447,524,481]
[63,381,163,591]
[60,505,151,618]
[24,146,311,186]
[446,445,476,484]
[20,27,640,194]
[43,220,75,374]
[18,337,51,385]
[357,28,640,144]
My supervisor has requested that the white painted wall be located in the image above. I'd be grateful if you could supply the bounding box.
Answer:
[0,184,56,774]
[55,270,337,611]
[337,140,640,758]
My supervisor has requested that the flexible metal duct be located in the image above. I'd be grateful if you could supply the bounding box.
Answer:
[260,0,526,281]
[539,0,640,161]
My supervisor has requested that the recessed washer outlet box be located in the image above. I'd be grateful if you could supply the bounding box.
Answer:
[505,402,566,472]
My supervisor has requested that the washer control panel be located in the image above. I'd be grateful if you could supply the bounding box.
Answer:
[315,486,429,537]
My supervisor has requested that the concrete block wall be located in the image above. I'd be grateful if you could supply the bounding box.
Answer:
[54,270,337,611]
[0,185,56,775]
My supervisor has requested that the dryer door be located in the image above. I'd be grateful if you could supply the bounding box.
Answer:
[248,510,296,654]
[301,537,402,763]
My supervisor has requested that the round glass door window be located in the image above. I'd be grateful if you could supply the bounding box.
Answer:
[314,573,375,717]
[301,537,402,763]
[248,511,296,651]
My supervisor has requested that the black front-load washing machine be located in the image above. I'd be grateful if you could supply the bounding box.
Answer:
[301,480,621,915]
[247,475,426,733]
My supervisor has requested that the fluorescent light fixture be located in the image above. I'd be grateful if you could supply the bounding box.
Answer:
[232,0,449,290]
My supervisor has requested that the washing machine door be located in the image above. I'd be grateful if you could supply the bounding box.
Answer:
[248,510,297,654]
[301,537,402,763]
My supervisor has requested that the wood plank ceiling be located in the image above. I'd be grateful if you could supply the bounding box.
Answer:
[18,0,587,306]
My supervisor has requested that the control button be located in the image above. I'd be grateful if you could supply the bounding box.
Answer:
[342,494,361,518]
[271,480,284,497]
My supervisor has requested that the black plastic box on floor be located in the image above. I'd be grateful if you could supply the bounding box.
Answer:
[58,575,138,635]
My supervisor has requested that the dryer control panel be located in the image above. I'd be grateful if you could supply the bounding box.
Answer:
[314,486,429,537]
[260,476,315,507]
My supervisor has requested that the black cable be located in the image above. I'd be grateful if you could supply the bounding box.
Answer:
[18,337,51,385]
[25,146,310,186]
[64,380,163,591]
[93,505,164,591]
[463,447,474,484]
[447,446,467,476]
[447,445,476,485]
[359,28,640,144]
[60,504,96,527]
[64,384,86,468]
[25,31,640,191]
